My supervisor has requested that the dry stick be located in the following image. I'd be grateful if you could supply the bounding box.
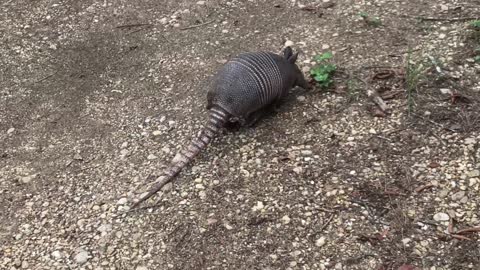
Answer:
[319,213,335,232]
[357,77,389,112]
[116,23,153,29]
[418,16,479,22]
[456,226,480,234]
[180,20,215,30]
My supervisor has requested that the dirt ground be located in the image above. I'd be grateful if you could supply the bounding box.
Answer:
[1,0,480,269]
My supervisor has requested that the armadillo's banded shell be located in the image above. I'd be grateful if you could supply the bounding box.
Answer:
[208,51,288,118]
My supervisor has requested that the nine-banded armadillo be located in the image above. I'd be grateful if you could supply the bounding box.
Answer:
[131,46,308,209]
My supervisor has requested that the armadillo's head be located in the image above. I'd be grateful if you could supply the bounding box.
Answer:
[282,47,309,90]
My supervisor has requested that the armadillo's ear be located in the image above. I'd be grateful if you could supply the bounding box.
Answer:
[283,46,293,59]
[287,52,298,64]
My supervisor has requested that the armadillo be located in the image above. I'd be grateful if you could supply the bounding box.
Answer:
[131,46,308,209]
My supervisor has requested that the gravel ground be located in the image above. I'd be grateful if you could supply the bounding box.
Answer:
[1,0,479,269]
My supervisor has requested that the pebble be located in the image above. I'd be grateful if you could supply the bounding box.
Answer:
[464,137,476,144]
[296,95,306,102]
[20,175,35,184]
[136,267,148,270]
[315,236,326,247]
[468,170,480,178]
[281,215,291,224]
[74,250,89,264]
[196,0,205,5]
[284,40,294,47]
[160,18,168,25]
[152,130,162,136]
[117,198,128,205]
[438,33,446,39]
[7,127,15,134]
[433,212,449,221]
[252,201,264,211]
[51,250,62,259]
[147,154,157,160]
[451,191,466,201]
[293,167,303,174]
[301,150,312,156]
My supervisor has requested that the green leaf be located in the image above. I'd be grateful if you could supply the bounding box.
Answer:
[314,52,333,62]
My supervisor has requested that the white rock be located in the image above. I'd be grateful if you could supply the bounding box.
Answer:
[117,198,128,205]
[51,250,62,259]
[301,150,312,156]
[160,18,168,25]
[402,238,411,245]
[322,44,330,50]
[74,250,89,264]
[20,175,35,184]
[469,170,480,178]
[196,0,206,5]
[98,224,112,234]
[136,267,148,270]
[147,154,157,160]
[252,201,264,211]
[440,4,448,11]
[464,138,476,145]
[433,212,450,221]
[296,95,306,102]
[293,167,303,174]
[281,215,291,224]
[439,88,452,95]
[438,33,446,39]
[315,236,326,247]
[284,40,294,47]
[7,127,15,134]
[152,130,162,136]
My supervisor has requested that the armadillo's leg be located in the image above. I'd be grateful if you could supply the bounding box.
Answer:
[244,106,274,127]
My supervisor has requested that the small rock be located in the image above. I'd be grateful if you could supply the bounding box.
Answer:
[322,44,330,50]
[160,18,168,24]
[293,167,303,174]
[281,215,291,224]
[284,40,294,47]
[301,150,312,156]
[173,23,180,28]
[120,149,130,157]
[402,238,411,245]
[252,201,264,211]
[73,153,83,160]
[439,88,452,95]
[438,33,446,39]
[433,212,450,221]
[207,218,218,225]
[152,130,162,136]
[117,198,128,205]
[315,236,326,247]
[7,127,15,134]
[74,250,89,264]
[98,224,112,234]
[136,267,148,270]
[451,191,466,201]
[51,250,62,259]
[464,138,476,145]
[195,184,205,190]
[20,175,35,184]
[161,146,171,154]
[440,4,448,11]
[120,142,129,149]
[224,223,233,230]
[468,170,480,178]
[368,128,377,134]
[196,0,205,5]
[21,261,29,268]
[296,95,306,102]
[147,154,157,160]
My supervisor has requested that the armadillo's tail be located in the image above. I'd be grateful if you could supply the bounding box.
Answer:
[130,105,229,209]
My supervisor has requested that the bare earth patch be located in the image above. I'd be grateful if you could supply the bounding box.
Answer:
[1,0,479,269]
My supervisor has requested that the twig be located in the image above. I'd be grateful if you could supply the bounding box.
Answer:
[33,71,58,84]
[456,226,480,234]
[412,113,456,132]
[116,23,153,29]
[367,89,389,112]
[319,213,335,232]
[414,183,435,193]
[180,20,215,30]
[418,16,479,22]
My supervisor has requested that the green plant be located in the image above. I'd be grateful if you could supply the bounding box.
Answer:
[405,50,428,113]
[470,20,480,29]
[310,52,337,88]
[359,12,382,27]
